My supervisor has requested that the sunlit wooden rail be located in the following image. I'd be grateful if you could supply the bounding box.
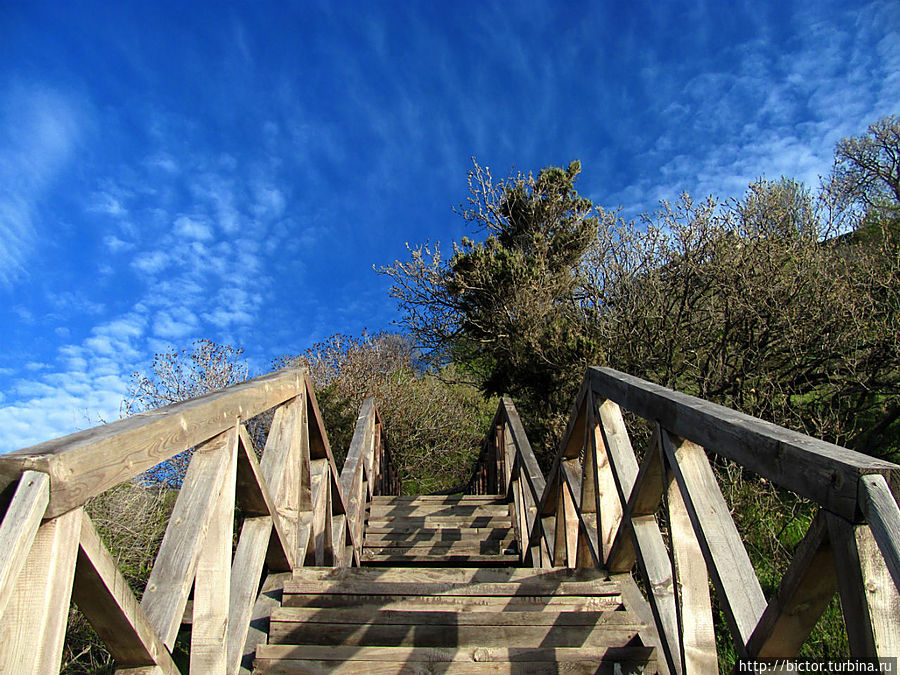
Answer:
[0,368,399,674]
[469,367,900,672]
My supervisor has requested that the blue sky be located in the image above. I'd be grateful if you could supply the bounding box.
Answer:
[1,0,898,452]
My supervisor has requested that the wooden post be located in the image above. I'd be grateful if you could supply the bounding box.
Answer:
[0,508,81,674]
[0,470,49,620]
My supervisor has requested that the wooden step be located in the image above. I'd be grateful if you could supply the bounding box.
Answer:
[256,566,655,674]
[282,594,624,611]
[367,516,511,528]
[255,645,656,674]
[288,565,612,583]
[372,495,505,505]
[368,504,511,517]
[268,611,643,648]
[284,579,622,598]
[362,541,514,555]
[361,553,520,566]
[364,527,512,542]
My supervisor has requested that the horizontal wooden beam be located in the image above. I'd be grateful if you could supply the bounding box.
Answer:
[0,368,306,518]
[590,367,898,520]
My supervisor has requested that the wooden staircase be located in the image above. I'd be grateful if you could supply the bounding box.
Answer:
[362,495,519,566]
[254,540,657,674]
[3,366,899,674]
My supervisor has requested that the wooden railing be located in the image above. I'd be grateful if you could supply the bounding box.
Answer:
[466,397,546,565]
[470,367,900,671]
[340,397,401,552]
[0,367,381,674]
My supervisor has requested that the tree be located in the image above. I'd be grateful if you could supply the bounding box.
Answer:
[832,115,900,216]
[380,160,611,457]
[278,332,495,492]
[124,339,250,486]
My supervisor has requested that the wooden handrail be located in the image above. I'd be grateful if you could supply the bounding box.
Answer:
[0,368,360,674]
[466,397,546,564]
[339,397,401,559]
[467,367,900,670]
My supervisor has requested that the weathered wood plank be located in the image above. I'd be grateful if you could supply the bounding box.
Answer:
[595,399,640,501]
[0,470,49,620]
[190,426,237,674]
[268,619,641,648]
[288,566,611,583]
[254,644,656,665]
[662,431,766,653]
[0,368,305,517]
[72,511,179,675]
[270,606,637,626]
[859,474,900,595]
[746,512,837,658]
[590,367,898,519]
[227,516,273,674]
[0,507,80,675]
[369,504,511,516]
[668,469,717,673]
[613,572,671,675]
[501,397,546,499]
[827,513,900,657]
[367,516,512,528]
[283,579,622,597]
[365,527,512,542]
[373,495,506,504]
[630,515,682,675]
[141,430,232,649]
[281,593,623,611]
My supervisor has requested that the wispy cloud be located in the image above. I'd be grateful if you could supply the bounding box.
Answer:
[0,85,88,288]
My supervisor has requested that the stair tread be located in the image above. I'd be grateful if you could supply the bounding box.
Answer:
[289,566,610,582]
[369,505,511,516]
[282,595,624,610]
[271,606,639,626]
[364,528,512,542]
[268,616,642,648]
[372,495,505,504]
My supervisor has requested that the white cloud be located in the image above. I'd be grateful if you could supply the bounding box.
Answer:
[104,234,135,253]
[153,309,199,339]
[0,85,87,289]
[0,314,147,452]
[174,215,214,241]
[88,191,128,217]
[132,250,171,275]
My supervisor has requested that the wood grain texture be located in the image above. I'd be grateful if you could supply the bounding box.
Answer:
[859,474,900,595]
[141,430,232,649]
[0,367,305,517]
[0,507,80,675]
[590,367,898,519]
[227,515,273,673]
[662,431,765,653]
[630,515,682,675]
[72,511,179,675]
[828,513,900,657]
[667,470,717,673]
[190,426,237,674]
[0,470,48,620]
